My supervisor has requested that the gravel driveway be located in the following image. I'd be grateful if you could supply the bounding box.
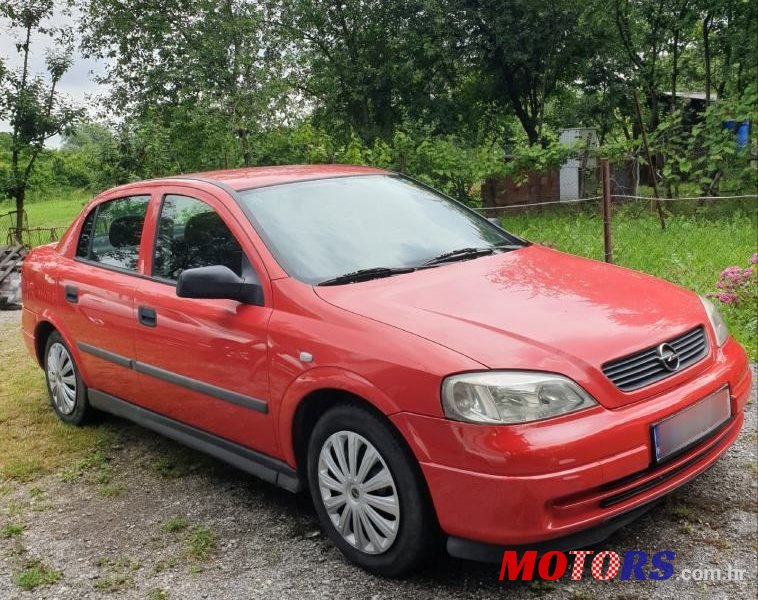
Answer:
[1,310,755,600]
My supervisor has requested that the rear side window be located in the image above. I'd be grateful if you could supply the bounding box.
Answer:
[77,196,149,271]
[153,195,246,281]
[75,207,97,258]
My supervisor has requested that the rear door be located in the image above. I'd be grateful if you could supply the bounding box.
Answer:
[56,194,151,401]
[132,186,277,456]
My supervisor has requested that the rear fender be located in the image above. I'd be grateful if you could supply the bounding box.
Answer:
[32,307,94,387]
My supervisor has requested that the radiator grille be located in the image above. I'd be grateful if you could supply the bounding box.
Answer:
[602,327,709,392]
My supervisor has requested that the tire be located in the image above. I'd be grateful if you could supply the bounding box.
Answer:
[43,332,91,425]
[306,403,439,577]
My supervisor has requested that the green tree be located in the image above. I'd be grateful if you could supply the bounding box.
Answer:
[79,0,289,168]
[612,0,719,128]
[0,0,82,241]
[696,0,758,103]
[68,0,755,197]
[273,0,465,143]
[451,0,599,145]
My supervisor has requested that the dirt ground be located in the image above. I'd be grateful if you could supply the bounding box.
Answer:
[0,310,756,600]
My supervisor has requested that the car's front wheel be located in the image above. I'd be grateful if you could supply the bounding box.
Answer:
[44,332,91,425]
[307,404,438,577]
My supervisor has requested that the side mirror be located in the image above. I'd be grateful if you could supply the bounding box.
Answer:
[176,265,263,305]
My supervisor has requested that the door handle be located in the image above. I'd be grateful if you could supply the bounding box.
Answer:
[64,285,78,304]
[138,306,157,327]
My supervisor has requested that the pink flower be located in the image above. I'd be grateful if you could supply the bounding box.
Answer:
[718,292,738,305]
[721,266,742,281]
[711,258,756,305]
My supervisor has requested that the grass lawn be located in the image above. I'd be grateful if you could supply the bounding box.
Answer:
[0,188,92,233]
[0,313,106,482]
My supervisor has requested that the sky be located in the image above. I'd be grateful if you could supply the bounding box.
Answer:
[0,5,107,145]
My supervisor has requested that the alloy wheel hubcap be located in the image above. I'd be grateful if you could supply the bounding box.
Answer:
[317,431,400,555]
[47,343,76,415]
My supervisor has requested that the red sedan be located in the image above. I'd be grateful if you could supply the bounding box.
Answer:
[21,166,751,576]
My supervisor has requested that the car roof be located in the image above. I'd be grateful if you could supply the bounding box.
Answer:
[176,164,389,192]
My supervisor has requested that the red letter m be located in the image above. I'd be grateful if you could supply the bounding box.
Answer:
[499,551,538,581]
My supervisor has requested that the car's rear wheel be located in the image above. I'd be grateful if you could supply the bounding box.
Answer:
[44,332,91,425]
[306,404,438,577]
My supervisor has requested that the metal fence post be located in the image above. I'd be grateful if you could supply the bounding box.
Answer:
[601,158,613,263]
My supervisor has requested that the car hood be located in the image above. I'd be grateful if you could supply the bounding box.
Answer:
[314,245,709,407]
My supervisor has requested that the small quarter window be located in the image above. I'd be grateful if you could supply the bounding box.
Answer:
[153,195,248,282]
[79,196,149,271]
[75,206,97,258]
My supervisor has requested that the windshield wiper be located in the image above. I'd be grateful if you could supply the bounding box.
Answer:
[318,243,524,284]
[317,266,417,286]
[422,243,522,266]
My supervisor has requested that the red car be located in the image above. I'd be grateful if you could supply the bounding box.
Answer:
[22,166,751,576]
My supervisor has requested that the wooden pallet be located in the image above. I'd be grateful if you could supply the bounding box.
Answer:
[0,244,25,286]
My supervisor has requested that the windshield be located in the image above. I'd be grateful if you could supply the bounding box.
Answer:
[239,175,523,284]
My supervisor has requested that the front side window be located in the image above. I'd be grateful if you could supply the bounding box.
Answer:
[239,175,523,284]
[153,195,247,281]
[77,196,149,271]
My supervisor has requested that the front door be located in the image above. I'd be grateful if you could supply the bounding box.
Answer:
[132,187,277,456]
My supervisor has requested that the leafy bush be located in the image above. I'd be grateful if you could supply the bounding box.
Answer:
[651,85,758,196]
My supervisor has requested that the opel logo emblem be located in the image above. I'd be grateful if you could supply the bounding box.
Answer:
[656,343,680,372]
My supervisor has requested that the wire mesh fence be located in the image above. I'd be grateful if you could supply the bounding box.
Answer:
[5,227,60,248]
[1,210,61,249]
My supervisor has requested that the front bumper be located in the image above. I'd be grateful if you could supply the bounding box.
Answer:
[447,501,661,563]
[391,337,752,551]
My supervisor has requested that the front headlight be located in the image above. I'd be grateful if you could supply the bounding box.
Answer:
[699,295,729,346]
[441,371,598,424]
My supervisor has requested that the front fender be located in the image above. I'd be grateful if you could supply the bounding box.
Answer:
[276,366,402,467]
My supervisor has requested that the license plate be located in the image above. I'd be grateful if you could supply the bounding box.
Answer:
[652,386,731,463]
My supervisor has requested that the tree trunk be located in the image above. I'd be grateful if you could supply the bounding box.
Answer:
[647,87,659,132]
[717,38,732,100]
[504,82,539,145]
[670,30,679,113]
[703,15,712,106]
[523,123,539,146]
[14,188,25,245]
[238,128,251,167]
[513,110,539,145]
